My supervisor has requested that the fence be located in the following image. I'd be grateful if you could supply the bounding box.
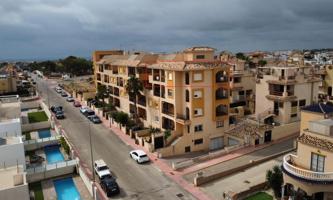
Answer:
[24,136,61,151]
[26,160,77,182]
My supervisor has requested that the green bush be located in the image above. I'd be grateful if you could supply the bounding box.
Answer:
[113,111,129,126]
[60,136,70,155]
[164,129,171,139]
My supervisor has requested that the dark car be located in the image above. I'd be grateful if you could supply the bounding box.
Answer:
[88,115,102,124]
[51,105,63,113]
[61,92,68,97]
[100,177,120,197]
[55,110,65,119]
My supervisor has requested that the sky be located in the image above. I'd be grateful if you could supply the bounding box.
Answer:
[1,0,333,60]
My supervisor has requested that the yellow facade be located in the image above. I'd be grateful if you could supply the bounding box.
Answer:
[93,47,230,156]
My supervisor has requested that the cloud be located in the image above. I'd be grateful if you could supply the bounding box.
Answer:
[0,0,332,60]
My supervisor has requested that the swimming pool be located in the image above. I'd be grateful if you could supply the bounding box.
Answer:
[44,146,64,164]
[38,129,51,138]
[54,177,81,200]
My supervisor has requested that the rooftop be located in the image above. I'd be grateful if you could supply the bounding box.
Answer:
[0,98,21,121]
[298,133,333,152]
[183,46,215,52]
[0,165,26,190]
[301,103,333,114]
[225,120,273,139]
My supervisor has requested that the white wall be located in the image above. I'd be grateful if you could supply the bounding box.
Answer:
[0,139,25,169]
[0,119,22,137]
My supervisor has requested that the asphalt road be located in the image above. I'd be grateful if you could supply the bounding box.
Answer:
[34,75,195,200]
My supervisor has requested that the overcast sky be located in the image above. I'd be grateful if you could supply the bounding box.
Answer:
[1,0,333,60]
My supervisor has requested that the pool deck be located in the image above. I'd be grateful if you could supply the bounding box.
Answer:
[30,129,57,140]
[42,175,92,200]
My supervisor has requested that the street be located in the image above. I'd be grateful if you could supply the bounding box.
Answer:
[34,75,195,200]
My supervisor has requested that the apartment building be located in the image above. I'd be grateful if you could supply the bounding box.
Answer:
[220,52,256,120]
[0,74,17,95]
[224,63,321,147]
[282,104,333,200]
[93,47,231,156]
[0,95,28,200]
[317,64,333,102]
[256,64,320,126]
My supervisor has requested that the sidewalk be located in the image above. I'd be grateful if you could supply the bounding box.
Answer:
[183,138,294,183]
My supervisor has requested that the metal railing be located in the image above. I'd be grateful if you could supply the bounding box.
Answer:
[24,135,61,145]
[26,159,77,174]
[283,154,333,181]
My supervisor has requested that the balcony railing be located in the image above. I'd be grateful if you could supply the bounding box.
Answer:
[283,154,333,183]
[162,108,174,116]
[176,114,191,125]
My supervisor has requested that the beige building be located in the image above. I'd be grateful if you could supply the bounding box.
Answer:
[220,52,256,119]
[282,103,333,200]
[0,75,17,94]
[94,47,231,156]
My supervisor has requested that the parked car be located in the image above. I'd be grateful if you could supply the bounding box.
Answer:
[83,109,95,117]
[55,87,62,93]
[55,110,65,119]
[88,115,102,124]
[61,91,68,97]
[94,159,112,180]
[73,101,81,107]
[51,105,63,113]
[129,150,150,164]
[66,96,74,102]
[100,176,120,197]
[80,106,89,114]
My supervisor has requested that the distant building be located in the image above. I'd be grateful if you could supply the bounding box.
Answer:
[0,74,17,94]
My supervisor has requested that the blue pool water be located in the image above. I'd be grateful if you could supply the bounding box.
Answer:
[38,129,51,138]
[54,178,81,200]
[44,146,64,164]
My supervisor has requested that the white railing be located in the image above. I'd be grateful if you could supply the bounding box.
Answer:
[283,154,333,181]
[26,159,77,174]
[24,135,61,145]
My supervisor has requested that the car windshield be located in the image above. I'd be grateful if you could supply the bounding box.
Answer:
[139,155,147,158]
[99,166,108,171]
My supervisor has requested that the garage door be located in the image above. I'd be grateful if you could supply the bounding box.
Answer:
[228,138,239,146]
[210,137,224,151]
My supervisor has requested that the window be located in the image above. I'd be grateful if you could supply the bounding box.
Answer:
[185,146,191,152]
[185,90,190,102]
[246,90,253,95]
[311,153,325,172]
[193,72,203,81]
[196,55,205,59]
[168,72,173,81]
[194,124,203,132]
[168,89,173,97]
[299,99,306,107]
[187,125,190,133]
[291,101,298,107]
[234,77,241,83]
[193,90,202,98]
[216,121,224,128]
[238,91,245,95]
[291,113,297,118]
[194,108,203,116]
[185,72,190,85]
[279,102,284,108]
[194,138,203,145]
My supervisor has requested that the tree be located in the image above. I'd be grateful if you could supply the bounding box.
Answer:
[266,165,283,198]
[125,76,143,123]
[113,111,129,127]
[236,52,247,60]
[258,60,268,67]
[96,85,107,103]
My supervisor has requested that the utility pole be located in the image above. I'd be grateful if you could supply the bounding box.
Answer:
[88,121,95,198]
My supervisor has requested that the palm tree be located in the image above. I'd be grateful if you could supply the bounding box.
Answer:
[266,165,283,198]
[125,76,143,123]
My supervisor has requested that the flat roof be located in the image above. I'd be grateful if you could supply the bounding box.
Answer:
[0,101,21,121]
[302,103,333,114]
[0,165,26,190]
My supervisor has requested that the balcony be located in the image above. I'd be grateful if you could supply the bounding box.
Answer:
[282,154,333,184]
[176,114,191,125]
[162,102,174,117]
[266,90,296,102]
